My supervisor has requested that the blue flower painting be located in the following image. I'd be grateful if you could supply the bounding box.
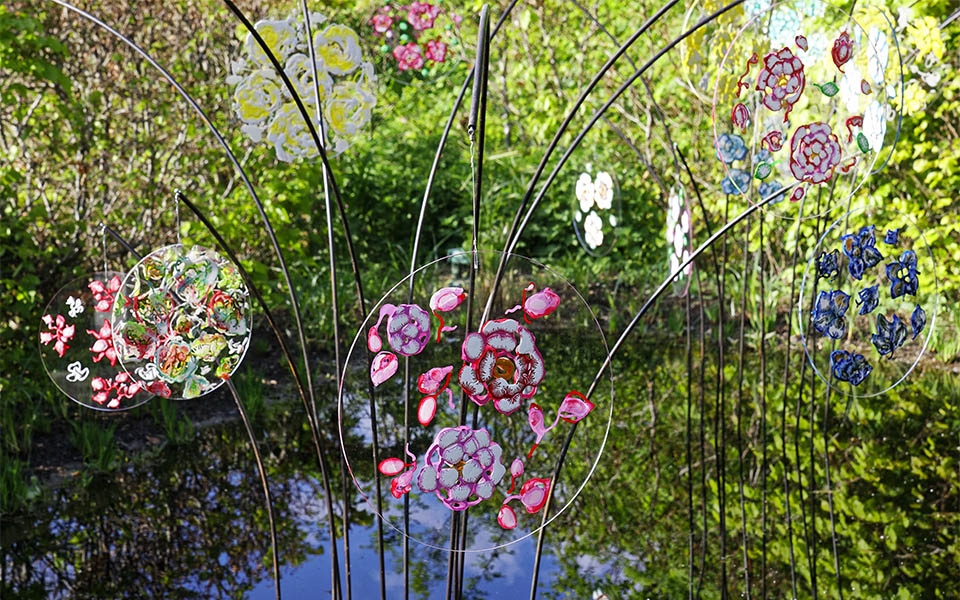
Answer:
[717,133,748,164]
[872,313,907,358]
[816,249,840,280]
[841,225,883,280]
[811,289,850,339]
[831,350,872,386]
[886,250,919,299]
[911,305,926,340]
[721,169,751,195]
[856,284,879,315]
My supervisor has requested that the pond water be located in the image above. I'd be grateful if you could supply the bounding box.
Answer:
[2,334,957,599]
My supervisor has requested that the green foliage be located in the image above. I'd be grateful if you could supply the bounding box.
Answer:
[69,420,119,473]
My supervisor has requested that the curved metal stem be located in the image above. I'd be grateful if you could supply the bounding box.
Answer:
[227,379,282,600]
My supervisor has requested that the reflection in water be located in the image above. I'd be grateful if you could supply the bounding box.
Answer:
[3,339,958,599]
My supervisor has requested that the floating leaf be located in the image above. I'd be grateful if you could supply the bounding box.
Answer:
[857,132,870,153]
[816,81,840,97]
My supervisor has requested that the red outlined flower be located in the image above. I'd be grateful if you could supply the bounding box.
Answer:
[370,11,393,34]
[392,43,424,71]
[91,373,143,409]
[731,102,751,131]
[832,31,853,72]
[87,320,118,366]
[424,39,447,63]
[756,47,805,122]
[40,314,75,357]
[88,276,121,312]
[458,318,545,415]
[406,2,440,31]
[789,122,842,184]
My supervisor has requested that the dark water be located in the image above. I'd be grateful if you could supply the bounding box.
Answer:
[3,336,958,599]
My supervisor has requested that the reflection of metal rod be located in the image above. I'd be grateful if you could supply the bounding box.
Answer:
[227,379,281,600]
[99,222,142,260]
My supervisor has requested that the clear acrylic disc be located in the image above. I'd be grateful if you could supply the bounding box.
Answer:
[798,205,937,397]
[111,245,252,400]
[712,0,902,219]
[39,271,155,411]
[572,168,621,257]
[338,251,614,551]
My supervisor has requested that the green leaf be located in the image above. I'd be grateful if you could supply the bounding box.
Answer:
[858,132,871,153]
[816,81,840,97]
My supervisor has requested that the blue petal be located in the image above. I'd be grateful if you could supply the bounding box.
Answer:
[911,305,926,340]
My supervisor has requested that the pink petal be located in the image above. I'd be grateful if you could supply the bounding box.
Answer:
[510,458,524,478]
[520,478,551,513]
[429,287,466,312]
[523,287,560,320]
[107,276,121,292]
[55,315,65,327]
[54,340,67,357]
[558,391,596,423]
[417,395,437,426]
[42,314,54,327]
[497,504,518,529]
[370,351,398,387]
[40,331,54,344]
[367,326,382,353]
[379,457,407,476]
[91,339,109,353]
[95,299,111,312]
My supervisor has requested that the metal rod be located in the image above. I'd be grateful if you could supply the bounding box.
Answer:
[227,379,282,600]
[735,214,752,600]
[100,222,142,260]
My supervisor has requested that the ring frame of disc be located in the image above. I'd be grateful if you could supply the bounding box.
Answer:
[711,0,903,221]
[39,271,154,411]
[338,251,615,552]
[572,167,622,258]
[797,204,938,398]
[363,3,468,87]
[111,244,253,401]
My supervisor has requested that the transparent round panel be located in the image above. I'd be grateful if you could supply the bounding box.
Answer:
[338,251,614,551]
[572,168,621,257]
[39,271,155,411]
[227,11,378,161]
[364,2,467,85]
[112,245,252,400]
[798,205,937,397]
[711,0,902,219]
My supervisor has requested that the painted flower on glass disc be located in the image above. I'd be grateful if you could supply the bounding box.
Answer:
[458,318,545,415]
[717,133,747,164]
[867,27,889,84]
[417,426,506,510]
[863,101,887,154]
[228,12,377,161]
[768,7,801,47]
[370,10,393,34]
[886,250,919,299]
[87,320,118,367]
[593,172,615,210]
[856,284,879,315]
[393,42,425,71]
[832,31,854,72]
[721,168,751,195]
[758,180,784,201]
[576,173,595,212]
[841,225,884,280]
[789,122,841,184]
[872,313,907,358]
[743,0,771,19]
[584,211,604,249]
[830,350,872,385]
[40,314,75,358]
[424,39,447,63]
[816,249,840,280]
[756,47,805,120]
[407,2,441,31]
[811,289,850,340]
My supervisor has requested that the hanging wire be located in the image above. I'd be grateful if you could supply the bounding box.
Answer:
[99,222,108,273]
[174,189,182,245]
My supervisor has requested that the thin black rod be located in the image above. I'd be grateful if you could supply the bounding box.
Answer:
[484,0,681,321]
[502,0,747,262]
[758,208,768,600]
[227,379,281,600]
[695,265,708,598]
[528,187,788,598]
[451,8,491,597]
[300,3,351,598]
[43,9,344,590]
[779,196,806,600]
[100,222,141,259]
[176,192,341,598]
[735,215,752,600]
[718,199,729,600]
[685,267,695,600]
